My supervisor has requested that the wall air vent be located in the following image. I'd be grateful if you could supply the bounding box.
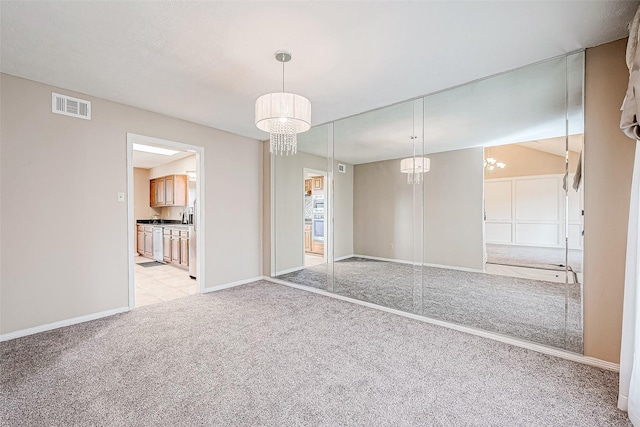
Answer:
[52,92,91,120]
[338,164,346,173]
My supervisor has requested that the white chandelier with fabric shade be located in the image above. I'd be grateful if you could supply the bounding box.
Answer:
[255,51,311,156]
[400,156,430,184]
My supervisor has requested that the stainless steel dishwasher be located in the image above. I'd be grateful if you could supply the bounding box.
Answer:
[152,226,163,262]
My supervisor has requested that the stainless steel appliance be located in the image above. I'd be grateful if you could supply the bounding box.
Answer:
[312,213,324,242]
[312,195,324,213]
[312,194,325,242]
[152,226,163,262]
[189,199,197,279]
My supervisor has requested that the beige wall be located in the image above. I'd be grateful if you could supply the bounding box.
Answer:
[583,38,636,363]
[485,144,580,179]
[354,159,419,262]
[133,167,159,221]
[0,74,263,335]
[353,147,484,271]
[425,147,485,270]
[334,160,354,260]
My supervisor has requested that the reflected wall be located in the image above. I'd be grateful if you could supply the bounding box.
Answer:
[272,52,585,353]
[335,99,424,313]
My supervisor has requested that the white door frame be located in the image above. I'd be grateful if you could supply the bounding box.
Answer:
[126,133,206,310]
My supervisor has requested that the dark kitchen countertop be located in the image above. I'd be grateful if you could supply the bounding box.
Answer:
[137,219,187,224]
[136,220,191,229]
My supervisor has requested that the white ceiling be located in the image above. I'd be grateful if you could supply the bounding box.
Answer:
[1,1,637,145]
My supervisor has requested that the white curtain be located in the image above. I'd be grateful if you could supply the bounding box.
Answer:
[619,145,640,424]
[619,7,640,425]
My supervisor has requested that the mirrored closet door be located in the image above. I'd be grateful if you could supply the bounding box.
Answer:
[332,99,425,314]
[271,51,585,354]
[273,124,332,291]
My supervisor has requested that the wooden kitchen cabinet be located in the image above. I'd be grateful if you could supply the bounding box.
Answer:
[150,180,157,207]
[160,227,189,269]
[304,225,312,253]
[312,241,324,255]
[171,233,180,264]
[180,231,189,268]
[143,226,153,258]
[156,178,165,206]
[313,176,324,191]
[165,175,174,205]
[163,229,171,262]
[137,226,145,256]
[150,175,187,207]
[137,224,189,268]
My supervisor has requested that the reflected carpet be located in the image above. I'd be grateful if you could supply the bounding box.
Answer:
[278,257,582,353]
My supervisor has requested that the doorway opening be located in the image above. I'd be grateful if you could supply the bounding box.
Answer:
[126,133,205,309]
[303,169,327,268]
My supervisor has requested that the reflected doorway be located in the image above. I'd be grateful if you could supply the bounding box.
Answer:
[303,168,327,267]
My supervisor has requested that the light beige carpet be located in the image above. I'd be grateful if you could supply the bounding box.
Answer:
[1,281,627,426]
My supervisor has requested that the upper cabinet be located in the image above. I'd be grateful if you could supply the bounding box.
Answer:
[150,175,187,207]
[150,179,157,206]
[312,176,324,191]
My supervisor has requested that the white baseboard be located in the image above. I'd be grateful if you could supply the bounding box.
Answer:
[352,254,484,273]
[264,276,619,372]
[618,395,629,411]
[334,254,354,262]
[0,306,130,343]
[201,276,264,293]
[353,254,414,265]
[422,262,485,274]
[274,266,305,276]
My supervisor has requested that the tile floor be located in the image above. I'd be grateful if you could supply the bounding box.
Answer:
[134,255,196,307]
[305,253,325,268]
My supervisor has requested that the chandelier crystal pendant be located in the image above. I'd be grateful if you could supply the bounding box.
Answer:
[400,156,431,184]
[255,50,311,155]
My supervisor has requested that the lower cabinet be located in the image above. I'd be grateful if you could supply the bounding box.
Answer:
[137,225,154,258]
[163,229,171,262]
[137,229,145,256]
[137,224,188,269]
[180,231,189,269]
[171,233,180,264]
[304,225,312,253]
[312,241,324,255]
[165,227,189,269]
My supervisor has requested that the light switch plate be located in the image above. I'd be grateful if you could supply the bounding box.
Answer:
[117,192,125,202]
